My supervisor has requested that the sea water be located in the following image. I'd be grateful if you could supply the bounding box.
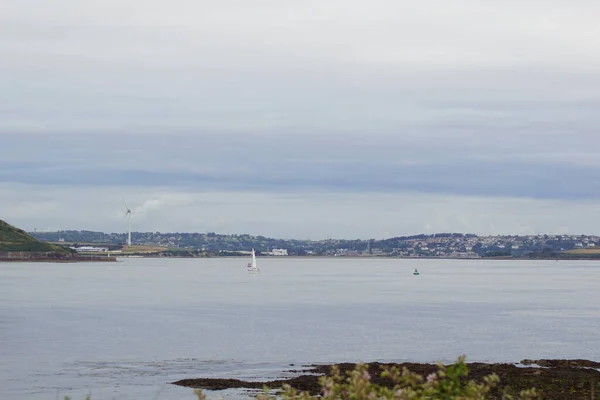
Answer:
[1,257,599,399]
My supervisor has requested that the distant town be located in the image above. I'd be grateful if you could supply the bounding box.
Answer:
[29,230,600,259]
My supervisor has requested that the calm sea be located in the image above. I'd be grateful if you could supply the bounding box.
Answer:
[1,257,599,399]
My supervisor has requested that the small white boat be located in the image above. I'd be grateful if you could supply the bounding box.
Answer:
[247,248,260,274]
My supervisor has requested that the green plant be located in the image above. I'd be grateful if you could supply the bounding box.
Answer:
[196,356,540,400]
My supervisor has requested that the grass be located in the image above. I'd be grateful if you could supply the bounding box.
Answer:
[118,245,169,254]
[564,247,600,254]
[0,219,71,254]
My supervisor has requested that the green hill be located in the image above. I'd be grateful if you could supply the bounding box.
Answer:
[0,219,72,253]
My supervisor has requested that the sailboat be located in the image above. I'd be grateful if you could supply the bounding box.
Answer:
[247,248,260,274]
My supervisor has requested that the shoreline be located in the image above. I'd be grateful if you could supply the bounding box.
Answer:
[172,359,600,399]
[132,254,598,261]
[0,256,118,263]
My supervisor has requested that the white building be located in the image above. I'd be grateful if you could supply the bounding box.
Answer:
[71,246,109,253]
[271,248,288,256]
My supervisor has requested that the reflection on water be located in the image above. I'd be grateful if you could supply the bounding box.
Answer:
[1,258,600,399]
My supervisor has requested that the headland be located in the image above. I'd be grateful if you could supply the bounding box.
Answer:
[0,219,116,262]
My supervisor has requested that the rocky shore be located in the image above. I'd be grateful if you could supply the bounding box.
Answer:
[0,251,117,262]
[173,359,600,399]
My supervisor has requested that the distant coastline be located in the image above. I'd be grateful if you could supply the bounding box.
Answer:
[30,230,600,260]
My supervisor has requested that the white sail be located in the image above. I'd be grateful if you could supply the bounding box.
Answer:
[248,248,260,274]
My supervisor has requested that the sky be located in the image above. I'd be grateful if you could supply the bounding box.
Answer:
[2,0,600,239]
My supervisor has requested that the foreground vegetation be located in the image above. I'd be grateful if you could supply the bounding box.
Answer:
[191,357,540,400]
[65,356,600,399]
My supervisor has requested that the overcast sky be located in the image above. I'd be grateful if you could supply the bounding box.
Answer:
[2,1,600,238]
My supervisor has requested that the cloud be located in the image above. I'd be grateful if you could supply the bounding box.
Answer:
[1,1,599,133]
[2,133,600,201]
[1,1,600,235]
[2,183,600,239]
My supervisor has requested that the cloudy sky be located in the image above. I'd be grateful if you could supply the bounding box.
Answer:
[2,0,600,239]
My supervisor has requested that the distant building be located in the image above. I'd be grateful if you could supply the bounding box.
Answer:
[450,251,480,259]
[71,246,109,253]
[271,248,288,256]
